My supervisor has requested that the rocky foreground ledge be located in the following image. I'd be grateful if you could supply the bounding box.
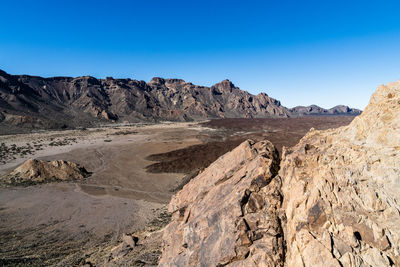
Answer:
[159,81,400,266]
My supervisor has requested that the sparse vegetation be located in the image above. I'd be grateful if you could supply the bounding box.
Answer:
[48,137,77,146]
[113,130,138,135]
[0,143,35,164]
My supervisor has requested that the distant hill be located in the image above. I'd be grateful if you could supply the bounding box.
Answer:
[290,104,361,116]
[0,69,361,132]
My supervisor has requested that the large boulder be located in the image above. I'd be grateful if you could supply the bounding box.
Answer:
[159,140,284,266]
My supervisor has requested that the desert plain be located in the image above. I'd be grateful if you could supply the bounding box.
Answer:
[0,116,355,266]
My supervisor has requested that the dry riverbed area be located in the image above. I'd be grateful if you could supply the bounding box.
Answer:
[0,117,355,266]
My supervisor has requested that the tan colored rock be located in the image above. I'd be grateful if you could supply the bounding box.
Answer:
[122,233,138,248]
[3,158,90,185]
[280,81,400,266]
[160,81,400,266]
[159,140,284,266]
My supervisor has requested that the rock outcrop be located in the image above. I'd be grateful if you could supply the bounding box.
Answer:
[0,69,360,133]
[159,140,285,266]
[159,81,400,266]
[280,81,400,266]
[3,159,90,185]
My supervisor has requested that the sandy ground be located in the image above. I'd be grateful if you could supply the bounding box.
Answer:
[0,122,210,265]
[0,117,355,265]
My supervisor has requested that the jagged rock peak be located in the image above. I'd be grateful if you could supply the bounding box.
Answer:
[212,79,236,91]
[0,69,362,132]
[149,77,166,84]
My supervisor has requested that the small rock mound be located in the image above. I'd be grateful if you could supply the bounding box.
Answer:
[4,159,90,185]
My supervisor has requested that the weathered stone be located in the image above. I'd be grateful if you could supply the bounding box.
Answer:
[159,81,400,266]
[159,140,284,266]
[2,158,90,185]
[281,81,400,266]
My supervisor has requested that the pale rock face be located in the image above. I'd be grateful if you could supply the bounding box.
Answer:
[280,81,400,266]
[159,140,285,266]
[159,81,400,266]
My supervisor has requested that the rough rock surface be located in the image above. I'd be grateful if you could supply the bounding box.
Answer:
[0,69,359,132]
[281,81,400,266]
[159,140,285,266]
[3,158,90,185]
[159,81,399,266]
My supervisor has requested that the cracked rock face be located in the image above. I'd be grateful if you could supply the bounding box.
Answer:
[160,81,400,266]
[280,81,400,266]
[159,140,285,266]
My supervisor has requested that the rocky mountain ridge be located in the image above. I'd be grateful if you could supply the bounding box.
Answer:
[0,69,360,132]
[159,81,400,266]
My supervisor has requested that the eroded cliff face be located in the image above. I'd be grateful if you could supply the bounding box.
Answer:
[159,81,400,266]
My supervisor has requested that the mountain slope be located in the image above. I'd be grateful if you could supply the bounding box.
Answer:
[0,69,360,132]
[290,104,361,116]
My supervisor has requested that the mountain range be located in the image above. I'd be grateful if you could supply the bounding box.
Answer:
[0,69,361,131]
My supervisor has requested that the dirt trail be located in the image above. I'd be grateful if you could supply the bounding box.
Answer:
[0,118,356,265]
[0,122,204,265]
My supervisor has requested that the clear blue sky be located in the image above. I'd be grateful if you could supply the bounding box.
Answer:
[1,0,400,109]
